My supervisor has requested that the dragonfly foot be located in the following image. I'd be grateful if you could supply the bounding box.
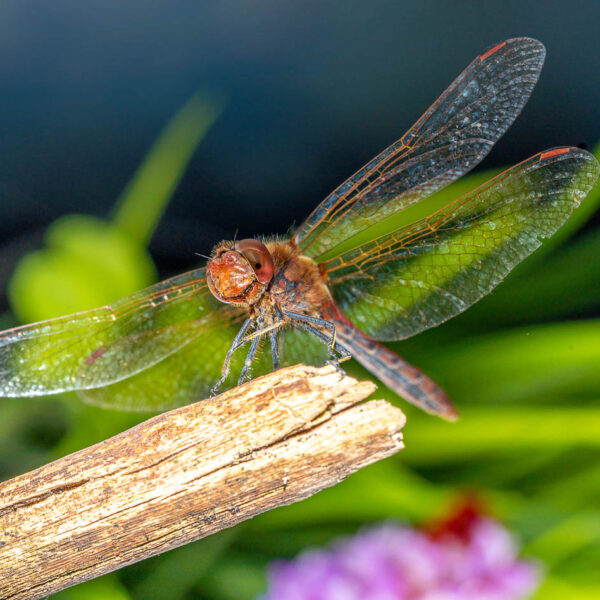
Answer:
[210,379,225,396]
[326,358,346,376]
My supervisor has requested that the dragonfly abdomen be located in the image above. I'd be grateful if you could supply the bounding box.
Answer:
[334,319,458,420]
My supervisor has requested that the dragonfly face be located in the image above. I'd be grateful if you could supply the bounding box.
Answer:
[0,37,598,418]
[206,239,274,306]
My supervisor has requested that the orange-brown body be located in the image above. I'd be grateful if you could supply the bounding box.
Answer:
[207,238,337,326]
[205,237,456,419]
[266,241,334,319]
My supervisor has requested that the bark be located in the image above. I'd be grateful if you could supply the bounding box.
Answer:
[0,364,406,600]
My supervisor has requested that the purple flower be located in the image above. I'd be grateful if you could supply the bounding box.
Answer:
[261,504,540,600]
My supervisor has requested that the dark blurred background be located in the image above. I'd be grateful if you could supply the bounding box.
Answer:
[1,0,599,282]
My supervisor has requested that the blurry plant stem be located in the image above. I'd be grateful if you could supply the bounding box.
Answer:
[0,365,404,600]
[112,92,224,245]
[7,92,223,324]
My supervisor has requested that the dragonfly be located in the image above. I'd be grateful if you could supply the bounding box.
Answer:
[0,37,598,419]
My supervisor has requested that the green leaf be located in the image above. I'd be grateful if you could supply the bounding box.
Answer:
[534,576,600,600]
[8,215,156,322]
[8,93,222,324]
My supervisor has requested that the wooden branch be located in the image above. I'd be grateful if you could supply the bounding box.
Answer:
[0,364,406,600]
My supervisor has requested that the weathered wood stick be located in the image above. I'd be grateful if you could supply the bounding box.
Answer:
[0,364,406,600]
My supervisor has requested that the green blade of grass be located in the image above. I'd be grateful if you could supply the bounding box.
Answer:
[112,92,223,244]
[538,463,600,510]
[524,512,600,569]
[404,407,600,464]
[411,320,600,405]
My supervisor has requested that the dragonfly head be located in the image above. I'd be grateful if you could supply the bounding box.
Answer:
[206,238,274,306]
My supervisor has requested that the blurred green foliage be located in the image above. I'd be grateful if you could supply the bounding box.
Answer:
[1,135,599,599]
[8,93,222,323]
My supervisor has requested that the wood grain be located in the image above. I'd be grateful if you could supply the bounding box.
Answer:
[0,364,405,600]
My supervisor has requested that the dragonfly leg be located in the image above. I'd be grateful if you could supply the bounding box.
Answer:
[211,317,253,396]
[292,319,351,371]
[270,329,280,370]
[240,320,283,343]
[237,336,260,386]
[271,303,284,370]
[282,310,338,350]
[269,300,284,370]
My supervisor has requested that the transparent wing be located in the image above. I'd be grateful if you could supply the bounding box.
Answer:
[293,37,546,259]
[322,148,600,340]
[79,314,245,411]
[0,267,245,398]
[280,327,330,366]
[83,325,332,412]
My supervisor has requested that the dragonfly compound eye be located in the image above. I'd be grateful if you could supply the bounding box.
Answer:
[235,239,274,284]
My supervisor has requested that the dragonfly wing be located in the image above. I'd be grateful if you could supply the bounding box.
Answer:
[80,314,245,411]
[0,267,243,397]
[293,38,546,259]
[323,148,600,341]
[83,323,322,412]
[279,327,330,366]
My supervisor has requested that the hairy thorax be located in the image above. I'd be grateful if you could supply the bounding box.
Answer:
[261,240,333,319]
